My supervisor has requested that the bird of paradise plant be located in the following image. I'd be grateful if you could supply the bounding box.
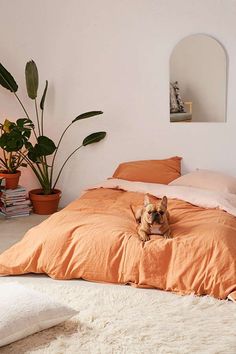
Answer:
[0,60,106,195]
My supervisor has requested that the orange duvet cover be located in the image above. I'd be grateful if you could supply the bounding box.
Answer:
[0,184,236,299]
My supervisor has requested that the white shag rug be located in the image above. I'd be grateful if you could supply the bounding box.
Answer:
[1,282,236,354]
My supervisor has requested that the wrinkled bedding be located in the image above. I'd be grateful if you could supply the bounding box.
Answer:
[0,180,236,299]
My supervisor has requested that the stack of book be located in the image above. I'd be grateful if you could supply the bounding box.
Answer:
[0,185,32,218]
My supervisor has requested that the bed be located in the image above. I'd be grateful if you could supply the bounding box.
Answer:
[0,158,236,301]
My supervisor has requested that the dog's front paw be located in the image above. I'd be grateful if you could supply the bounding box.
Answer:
[141,235,150,242]
[139,232,150,242]
[163,232,172,239]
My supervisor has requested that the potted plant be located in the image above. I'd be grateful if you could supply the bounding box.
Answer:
[0,60,106,214]
[0,119,28,189]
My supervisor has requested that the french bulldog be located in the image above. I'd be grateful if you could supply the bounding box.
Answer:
[136,195,172,242]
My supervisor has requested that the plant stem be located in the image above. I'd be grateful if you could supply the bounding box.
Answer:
[41,155,51,190]
[35,161,50,185]
[34,99,41,136]
[0,157,7,170]
[12,91,38,143]
[41,109,44,136]
[52,144,83,190]
[16,151,22,167]
[18,152,48,188]
[9,152,12,172]
[3,149,7,168]
[18,152,45,187]
[32,127,38,142]
[0,74,31,120]
[50,122,72,185]
[13,92,31,119]
[10,88,39,143]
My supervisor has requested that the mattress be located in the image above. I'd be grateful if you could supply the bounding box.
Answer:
[0,180,236,300]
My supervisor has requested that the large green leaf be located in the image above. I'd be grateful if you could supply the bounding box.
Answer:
[40,80,48,110]
[0,130,24,152]
[0,63,18,92]
[15,119,33,143]
[22,129,31,141]
[36,136,56,156]
[27,136,56,162]
[25,141,33,150]
[27,147,40,163]
[25,60,39,99]
[16,118,34,129]
[72,111,103,124]
[82,131,106,146]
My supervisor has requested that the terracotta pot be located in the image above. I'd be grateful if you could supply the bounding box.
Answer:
[0,170,21,189]
[29,189,61,215]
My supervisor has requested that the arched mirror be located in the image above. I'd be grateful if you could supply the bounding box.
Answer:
[169,34,227,123]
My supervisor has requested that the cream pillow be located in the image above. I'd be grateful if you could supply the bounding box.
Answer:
[0,283,77,347]
[169,169,236,194]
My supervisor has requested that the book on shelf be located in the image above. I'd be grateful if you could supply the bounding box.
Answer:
[0,184,32,218]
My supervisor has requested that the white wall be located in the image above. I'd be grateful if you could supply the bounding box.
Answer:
[170,34,226,122]
[0,0,236,206]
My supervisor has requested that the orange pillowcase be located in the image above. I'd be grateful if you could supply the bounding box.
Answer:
[112,156,182,184]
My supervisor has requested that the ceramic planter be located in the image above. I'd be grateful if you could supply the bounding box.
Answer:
[0,170,21,189]
[29,189,61,215]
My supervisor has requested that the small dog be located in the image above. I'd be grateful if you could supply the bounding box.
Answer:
[135,195,172,242]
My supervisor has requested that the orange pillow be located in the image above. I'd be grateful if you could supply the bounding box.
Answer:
[112,156,182,184]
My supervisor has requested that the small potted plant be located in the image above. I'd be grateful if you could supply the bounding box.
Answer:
[0,119,27,189]
[0,60,106,214]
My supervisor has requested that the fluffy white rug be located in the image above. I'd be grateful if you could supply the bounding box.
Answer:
[1,282,236,354]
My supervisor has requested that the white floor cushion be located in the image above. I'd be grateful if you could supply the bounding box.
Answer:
[0,282,78,347]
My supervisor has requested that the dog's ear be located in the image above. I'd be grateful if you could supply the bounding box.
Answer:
[160,196,168,210]
[135,207,143,222]
[144,195,150,207]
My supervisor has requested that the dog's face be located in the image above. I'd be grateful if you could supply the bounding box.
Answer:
[142,195,168,225]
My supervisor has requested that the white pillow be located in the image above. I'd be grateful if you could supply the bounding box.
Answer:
[0,282,77,347]
[169,169,236,194]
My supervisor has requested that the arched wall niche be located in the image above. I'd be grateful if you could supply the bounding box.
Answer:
[169,34,227,123]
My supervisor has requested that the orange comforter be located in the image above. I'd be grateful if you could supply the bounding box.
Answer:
[0,187,236,299]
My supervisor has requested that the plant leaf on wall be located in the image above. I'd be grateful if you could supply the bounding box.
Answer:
[0,63,18,92]
[72,111,103,123]
[25,60,39,99]
[83,131,106,146]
